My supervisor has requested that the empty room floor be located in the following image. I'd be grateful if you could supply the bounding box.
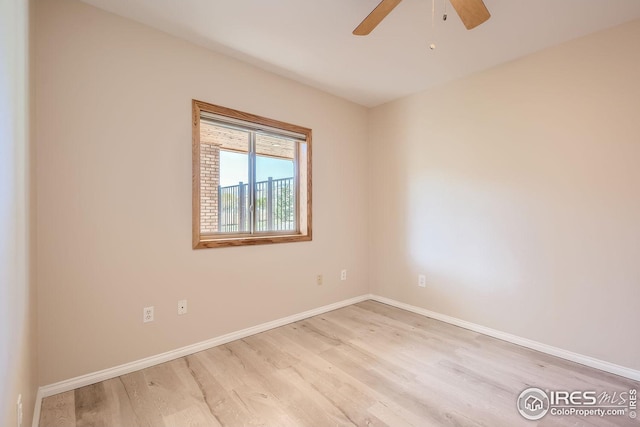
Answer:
[39,301,639,426]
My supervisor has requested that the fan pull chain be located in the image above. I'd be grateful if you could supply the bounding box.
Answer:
[429,0,436,50]
[443,0,448,21]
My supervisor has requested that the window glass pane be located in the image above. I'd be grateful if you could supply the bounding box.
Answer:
[255,134,296,232]
[200,120,249,234]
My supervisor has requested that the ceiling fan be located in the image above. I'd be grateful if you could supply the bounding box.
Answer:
[353,0,490,35]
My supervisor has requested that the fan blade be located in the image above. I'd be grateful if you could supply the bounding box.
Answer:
[353,0,402,36]
[449,0,490,30]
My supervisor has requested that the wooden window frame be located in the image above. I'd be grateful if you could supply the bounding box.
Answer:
[192,100,312,249]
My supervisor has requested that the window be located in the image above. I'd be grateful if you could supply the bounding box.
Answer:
[192,100,312,248]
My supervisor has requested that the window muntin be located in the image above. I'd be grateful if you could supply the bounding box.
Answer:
[193,100,311,248]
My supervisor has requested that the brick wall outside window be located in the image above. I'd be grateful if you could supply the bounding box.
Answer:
[200,142,220,233]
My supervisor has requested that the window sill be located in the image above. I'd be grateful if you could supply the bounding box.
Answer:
[193,233,312,249]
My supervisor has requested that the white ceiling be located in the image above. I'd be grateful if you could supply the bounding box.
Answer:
[80,0,640,107]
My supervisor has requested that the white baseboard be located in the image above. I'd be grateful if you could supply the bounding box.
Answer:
[369,294,640,382]
[31,388,43,427]
[31,294,370,426]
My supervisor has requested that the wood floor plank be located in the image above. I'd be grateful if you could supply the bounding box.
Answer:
[74,379,140,427]
[319,343,484,427]
[227,338,326,425]
[39,391,76,427]
[290,359,390,427]
[200,341,300,426]
[267,328,394,426]
[184,352,251,426]
[40,301,640,427]
[230,336,354,426]
[146,358,223,427]
[273,321,338,354]
[118,370,167,427]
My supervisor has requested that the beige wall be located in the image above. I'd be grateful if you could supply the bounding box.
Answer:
[1,0,38,425]
[35,0,369,385]
[33,0,640,390]
[369,20,640,370]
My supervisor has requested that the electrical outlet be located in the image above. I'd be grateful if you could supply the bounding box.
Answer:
[143,306,154,323]
[418,274,426,288]
[178,299,187,315]
[16,394,22,427]
[340,269,347,281]
[316,274,323,286]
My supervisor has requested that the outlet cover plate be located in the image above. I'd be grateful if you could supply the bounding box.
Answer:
[178,299,188,315]
[143,306,154,323]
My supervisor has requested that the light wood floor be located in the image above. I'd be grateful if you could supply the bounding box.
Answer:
[40,301,639,427]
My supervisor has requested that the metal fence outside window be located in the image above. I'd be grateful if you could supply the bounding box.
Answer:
[218,177,295,232]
